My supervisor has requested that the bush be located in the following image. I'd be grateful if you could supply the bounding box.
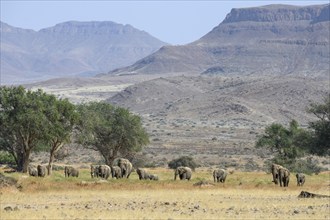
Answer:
[168,156,199,171]
[0,151,15,165]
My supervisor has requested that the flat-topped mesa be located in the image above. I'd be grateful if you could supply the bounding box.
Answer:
[222,4,329,23]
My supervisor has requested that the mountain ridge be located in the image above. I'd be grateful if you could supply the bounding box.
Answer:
[0,21,168,84]
[102,4,329,78]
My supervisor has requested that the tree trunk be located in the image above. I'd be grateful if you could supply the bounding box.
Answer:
[48,142,63,175]
[22,150,31,173]
[48,154,55,175]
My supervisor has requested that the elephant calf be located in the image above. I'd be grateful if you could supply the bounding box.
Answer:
[136,168,150,180]
[28,166,38,177]
[37,165,46,177]
[90,165,100,178]
[279,167,290,187]
[64,166,79,177]
[213,169,227,183]
[149,174,159,181]
[111,166,122,179]
[296,173,305,186]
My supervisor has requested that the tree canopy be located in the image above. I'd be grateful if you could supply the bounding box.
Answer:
[0,86,77,172]
[307,94,330,155]
[255,120,308,163]
[76,102,149,166]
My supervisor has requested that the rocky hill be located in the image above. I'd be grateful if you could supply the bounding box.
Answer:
[0,21,167,84]
[103,4,329,78]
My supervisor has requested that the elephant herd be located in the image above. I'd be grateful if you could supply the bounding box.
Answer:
[28,165,47,177]
[271,163,306,187]
[28,161,306,187]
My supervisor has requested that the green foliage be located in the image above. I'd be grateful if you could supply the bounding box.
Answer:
[307,94,330,156]
[255,120,307,161]
[168,156,199,171]
[0,86,77,173]
[0,151,16,165]
[0,86,54,171]
[76,102,149,166]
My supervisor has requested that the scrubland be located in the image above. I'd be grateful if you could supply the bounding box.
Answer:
[1,168,329,219]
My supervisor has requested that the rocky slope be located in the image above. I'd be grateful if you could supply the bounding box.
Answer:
[0,21,167,84]
[103,4,329,78]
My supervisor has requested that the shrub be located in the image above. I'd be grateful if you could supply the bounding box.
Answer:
[0,151,15,165]
[168,156,199,171]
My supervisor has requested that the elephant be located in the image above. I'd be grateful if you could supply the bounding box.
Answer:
[279,167,290,187]
[90,165,100,178]
[136,168,150,180]
[174,166,192,180]
[98,165,111,179]
[64,166,79,177]
[37,165,46,177]
[117,158,133,178]
[271,163,283,185]
[28,165,38,177]
[213,169,227,183]
[149,174,159,181]
[111,166,122,179]
[296,173,305,186]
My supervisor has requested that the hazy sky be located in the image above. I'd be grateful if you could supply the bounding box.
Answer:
[1,1,328,45]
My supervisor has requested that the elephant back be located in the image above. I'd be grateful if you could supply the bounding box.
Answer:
[64,166,79,177]
[28,165,38,177]
[99,165,111,179]
[174,166,192,180]
[37,165,46,177]
[111,166,122,179]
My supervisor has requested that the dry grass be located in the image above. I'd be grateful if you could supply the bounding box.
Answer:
[1,169,329,219]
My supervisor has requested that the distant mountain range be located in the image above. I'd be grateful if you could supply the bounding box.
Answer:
[104,4,329,78]
[0,21,167,84]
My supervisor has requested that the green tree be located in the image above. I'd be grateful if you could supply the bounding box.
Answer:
[77,102,149,166]
[307,94,330,155]
[255,120,306,164]
[43,97,78,175]
[0,86,50,172]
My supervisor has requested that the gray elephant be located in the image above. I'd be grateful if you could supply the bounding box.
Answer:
[98,165,111,179]
[213,169,227,183]
[64,166,79,177]
[149,174,159,181]
[37,165,46,177]
[271,163,283,185]
[28,165,38,177]
[111,166,122,179]
[136,168,150,180]
[279,167,290,187]
[90,165,100,178]
[174,166,192,180]
[117,158,133,178]
[296,173,305,186]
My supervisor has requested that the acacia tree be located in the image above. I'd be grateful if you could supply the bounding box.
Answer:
[0,86,50,172]
[43,97,78,175]
[255,120,306,164]
[307,94,330,155]
[77,102,149,166]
